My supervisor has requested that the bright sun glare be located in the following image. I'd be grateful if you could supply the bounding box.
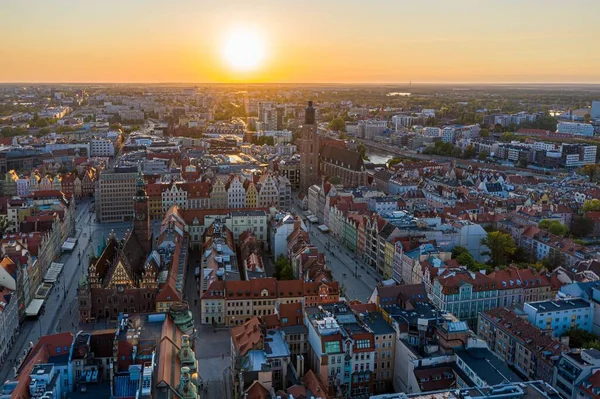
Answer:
[222,28,266,72]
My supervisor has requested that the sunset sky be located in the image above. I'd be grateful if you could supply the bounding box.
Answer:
[2,0,599,84]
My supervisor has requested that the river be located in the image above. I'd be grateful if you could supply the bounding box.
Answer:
[367,150,394,165]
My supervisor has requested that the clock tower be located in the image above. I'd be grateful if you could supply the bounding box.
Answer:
[133,166,151,254]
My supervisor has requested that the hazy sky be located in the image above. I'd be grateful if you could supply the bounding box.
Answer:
[1,0,599,83]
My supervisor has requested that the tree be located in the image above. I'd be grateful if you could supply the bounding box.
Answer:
[481,231,516,267]
[451,147,463,158]
[479,128,490,138]
[255,136,275,146]
[456,252,475,268]
[581,164,599,182]
[328,117,346,132]
[539,219,568,237]
[463,145,476,159]
[584,113,592,124]
[583,199,600,212]
[479,151,490,161]
[542,250,565,271]
[451,246,470,258]
[572,216,594,238]
[493,123,503,133]
[518,158,529,168]
[356,142,369,160]
[275,255,294,280]
[0,218,14,238]
[565,328,600,350]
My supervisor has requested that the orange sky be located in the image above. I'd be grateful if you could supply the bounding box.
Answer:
[1,0,600,83]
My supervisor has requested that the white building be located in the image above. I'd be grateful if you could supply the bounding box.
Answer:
[270,214,306,260]
[422,127,441,137]
[227,176,246,209]
[162,183,188,213]
[557,122,595,136]
[591,101,600,120]
[90,138,115,157]
[358,120,388,140]
[392,115,414,130]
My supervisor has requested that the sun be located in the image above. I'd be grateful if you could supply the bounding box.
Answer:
[222,28,266,72]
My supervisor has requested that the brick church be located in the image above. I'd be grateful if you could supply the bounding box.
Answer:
[78,169,164,322]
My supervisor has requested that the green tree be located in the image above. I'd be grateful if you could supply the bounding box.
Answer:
[542,250,565,271]
[451,246,470,258]
[584,113,592,124]
[328,117,346,132]
[581,164,600,182]
[479,151,490,161]
[571,216,594,238]
[356,142,369,160]
[481,231,516,267]
[463,145,476,159]
[479,128,490,138]
[456,252,475,268]
[583,199,600,212]
[0,218,14,238]
[275,255,294,280]
[539,219,568,236]
[451,147,463,158]
[565,328,600,349]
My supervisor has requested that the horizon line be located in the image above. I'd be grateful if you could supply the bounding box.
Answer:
[2,81,600,86]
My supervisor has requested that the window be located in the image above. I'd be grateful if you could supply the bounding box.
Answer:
[356,339,371,349]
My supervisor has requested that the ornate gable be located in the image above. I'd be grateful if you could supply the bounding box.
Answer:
[107,259,134,289]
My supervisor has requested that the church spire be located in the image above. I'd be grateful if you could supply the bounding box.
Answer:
[135,163,146,198]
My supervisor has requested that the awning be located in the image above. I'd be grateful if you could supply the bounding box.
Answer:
[25,299,45,317]
[44,262,64,283]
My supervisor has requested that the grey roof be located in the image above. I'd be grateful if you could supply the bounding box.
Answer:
[362,312,395,335]
[264,330,291,358]
[527,298,591,312]
[456,348,523,386]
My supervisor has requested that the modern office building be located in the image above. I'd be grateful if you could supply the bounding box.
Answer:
[95,166,138,222]
[556,122,595,136]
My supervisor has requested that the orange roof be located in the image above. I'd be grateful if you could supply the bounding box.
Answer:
[156,277,181,303]
[304,369,329,399]
[231,317,263,356]
[11,332,74,399]
[246,381,270,399]
[156,317,182,388]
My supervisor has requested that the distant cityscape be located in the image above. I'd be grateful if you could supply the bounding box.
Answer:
[1,84,600,399]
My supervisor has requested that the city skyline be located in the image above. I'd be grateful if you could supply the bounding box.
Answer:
[1,0,600,83]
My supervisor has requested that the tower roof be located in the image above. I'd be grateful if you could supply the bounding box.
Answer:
[305,100,315,125]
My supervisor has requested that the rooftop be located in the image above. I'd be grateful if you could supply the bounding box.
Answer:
[527,298,591,312]
[455,348,523,386]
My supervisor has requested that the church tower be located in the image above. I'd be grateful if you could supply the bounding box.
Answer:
[299,101,320,193]
[133,166,151,254]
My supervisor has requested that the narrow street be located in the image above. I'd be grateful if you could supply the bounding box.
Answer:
[290,200,378,303]
[0,198,133,384]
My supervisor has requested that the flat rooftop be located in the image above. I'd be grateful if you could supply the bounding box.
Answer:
[456,348,523,386]
[527,298,591,312]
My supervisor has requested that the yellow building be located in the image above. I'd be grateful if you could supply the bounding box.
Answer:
[383,240,396,280]
[245,181,258,208]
